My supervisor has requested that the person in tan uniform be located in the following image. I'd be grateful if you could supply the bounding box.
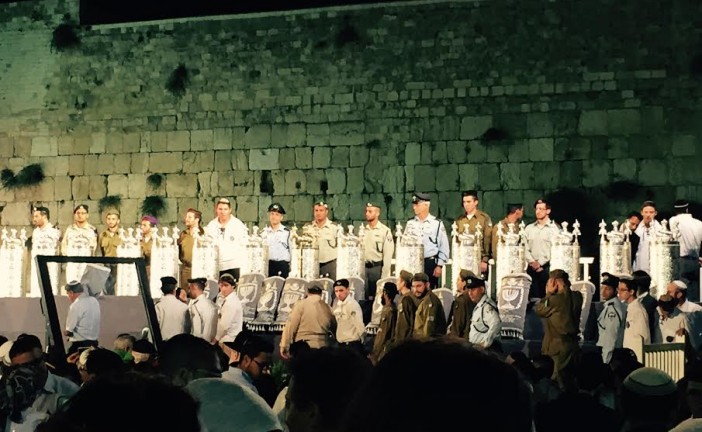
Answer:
[178,208,204,289]
[394,270,417,343]
[140,215,158,275]
[491,203,524,261]
[61,204,98,255]
[454,190,493,274]
[370,282,398,364]
[534,269,582,390]
[280,284,336,359]
[448,269,476,340]
[363,202,395,300]
[98,209,121,295]
[412,272,447,338]
[304,201,339,280]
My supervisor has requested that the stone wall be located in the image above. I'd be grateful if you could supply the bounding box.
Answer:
[0,0,701,253]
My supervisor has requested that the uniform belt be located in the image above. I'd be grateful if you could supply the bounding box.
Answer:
[681,256,699,260]
[365,261,382,268]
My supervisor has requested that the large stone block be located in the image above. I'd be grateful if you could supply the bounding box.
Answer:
[55,175,72,201]
[233,171,254,195]
[533,162,560,189]
[295,147,312,169]
[73,135,91,155]
[124,133,140,153]
[527,113,553,138]
[499,163,521,190]
[235,196,258,223]
[149,152,183,173]
[167,131,190,151]
[347,167,364,194]
[191,129,213,151]
[313,147,331,168]
[578,110,607,135]
[131,153,149,174]
[404,142,421,165]
[88,176,107,200]
[460,116,492,140]
[292,195,313,224]
[382,166,405,193]
[150,132,168,152]
[672,135,697,156]
[233,150,248,170]
[414,165,435,192]
[97,154,115,174]
[608,109,641,135]
[435,164,458,192]
[330,122,364,146]
[249,149,280,170]
[127,174,147,198]
[307,124,329,147]
[528,138,554,162]
[31,136,57,156]
[330,147,349,168]
[217,172,235,196]
[83,155,99,175]
[582,160,612,187]
[0,202,31,226]
[613,158,636,181]
[114,154,131,174]
[244,125,271,149]
[638,159,667,186]
[326,169,346,193]
[213,128,233,150]
[279,149,296,170]
[90,132,106,154]
[68,155,84,176]
[446,141,468,164]
[459,164,478,190]
[107,174,129,197]
[71,176,89,200]
[119,199,139,225]
[166,174,198,197]
[478,164,500,190]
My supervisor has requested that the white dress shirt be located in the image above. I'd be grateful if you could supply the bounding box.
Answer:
[216,291,244,342]
[623,299,650,361]
[669,213,702,258]
[66,294,101,342]
[633,220,661,274]
[190,293,218,342]
[155,294,191,340]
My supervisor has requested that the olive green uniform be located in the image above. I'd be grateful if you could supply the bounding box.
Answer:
[394,293,418,342]
[454,210,493,263]
[448,293,475,340]
[413,290,447,338]
[371,303,397,363]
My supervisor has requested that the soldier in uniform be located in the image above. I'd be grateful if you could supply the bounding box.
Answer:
[412,272,447,338]
[279,283,336,359]
[265,203,291,278]
[304,201,339,280]
[596,273,625,363]
[535,269,582,390]
[178,208,205,289]
[465,272,501,350]
[448,269,476,340]
[454,190,493,275]
[491,203,524,261]
[155,276,191,341]
[524,199,560,300]
[61,204,98,255]
[362,202,394,300]
[394,270,417,343]
[370,282,398,364]
[98,210,121,295]
[140,215,158,276]
[408,192,449,289]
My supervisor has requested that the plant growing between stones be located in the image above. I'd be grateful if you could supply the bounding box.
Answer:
[0,164,45,190]
[140,196,167,218]
[98,195,122,214]
[166,64,189,98]
[50,15,80,52]
[147,173,164,190]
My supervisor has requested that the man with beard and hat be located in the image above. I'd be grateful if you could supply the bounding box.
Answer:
[412,272,447,338]
[370,282,398,364]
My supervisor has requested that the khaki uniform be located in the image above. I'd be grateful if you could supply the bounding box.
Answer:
[491,217,520,261]
[448,293,475,340]
[98,229,121,257]
[141,236,153,275]
[363,221,395,278]
[413,290,447,338]
[455,210,493,262]
[535,288,583,389]
[394,293,418,342]
[280,294,336,350]
[178,228,203,286]
[60,224,98,255]
[304,219,339,264]
[371,303,397,363]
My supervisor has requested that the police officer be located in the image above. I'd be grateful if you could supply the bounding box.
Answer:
[363,202,394,299]
[454,190,493,275]
[448,269,476,340]
[265,203,291,278]
[465,272,501,349]
[596,272,625,363]
[304,201,339,280]
[408,192,450,288]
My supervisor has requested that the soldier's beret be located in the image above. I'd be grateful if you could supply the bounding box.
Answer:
[412,192,431,203]
[366,202,381,209]
[412,272,430,283]
[314,201,329,208]
[333,279,350,288]
[268,203,286,214]
[141,215,158,225]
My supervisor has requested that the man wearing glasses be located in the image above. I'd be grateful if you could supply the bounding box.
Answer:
[406,192,449,289]
[221,331,273,395]
[205,197,248,281]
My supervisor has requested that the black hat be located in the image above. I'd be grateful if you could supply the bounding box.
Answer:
[65,281,84,293]
[219,273,237,286]
[459,270,485,288]
[601,272,620,288]
[161,276,178,286]
[674,199,689,209]
[132,339,156,355]
[366,202,381,209]
[268,203,286,214]
[383,282,398,299]
[412,272,430,283]
[187,277,207,287]
[307,283,323,294]
[333,279,350,289]
[412,192,431,203]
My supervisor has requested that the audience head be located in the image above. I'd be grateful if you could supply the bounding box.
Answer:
[159,334,222,387]
[632,270,652,294]
[621,367,678,428]
[230,331,273,381]
[85,348,125,381]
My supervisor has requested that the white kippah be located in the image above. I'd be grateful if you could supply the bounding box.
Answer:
[673,280,688,290]
[624,367,676,397]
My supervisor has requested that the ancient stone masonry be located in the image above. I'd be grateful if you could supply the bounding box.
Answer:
[0,0,701,258]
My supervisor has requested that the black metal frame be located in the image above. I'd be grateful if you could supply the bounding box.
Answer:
[35,255,162,360]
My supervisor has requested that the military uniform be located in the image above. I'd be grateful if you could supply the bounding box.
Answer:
[363,218,394,298]
[524,219,560,298]
[413,290,447,338]
[304,218,339,280]
[491,217,520,261]
[455,210,493,264]
[596,297,625,363]
[469,294,501,348]
[535,287,582,389]
[178,227,204,288]
[141,235,153,275]
[448,293,475,340]
[280,293,336,351]
[371,302,397,363]
[98,229,121,295]
[394,293,418,342]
